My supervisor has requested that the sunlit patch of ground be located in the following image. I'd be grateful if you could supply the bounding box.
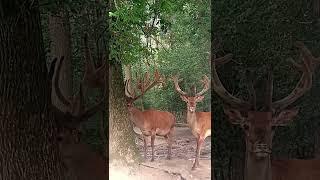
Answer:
[109,159,211,180]
[124,126,212,180]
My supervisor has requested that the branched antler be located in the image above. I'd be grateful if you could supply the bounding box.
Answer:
[125,69,164,103]
[271,41,314,111]
[212,54,252,110]
[52,57,105,130]
[172,74,210,97]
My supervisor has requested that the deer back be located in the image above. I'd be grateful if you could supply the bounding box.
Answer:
[142,110,176,130]
[272,159,320,180]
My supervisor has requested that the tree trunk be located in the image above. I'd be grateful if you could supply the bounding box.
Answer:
[48,7,73,111]
[109,61,140,164]
[0,0,66,179]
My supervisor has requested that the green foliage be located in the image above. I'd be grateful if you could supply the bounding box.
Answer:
[113,0,211,116]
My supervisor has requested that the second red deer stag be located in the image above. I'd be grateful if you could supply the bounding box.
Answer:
[125,70,176,162]
[173,75,211,170]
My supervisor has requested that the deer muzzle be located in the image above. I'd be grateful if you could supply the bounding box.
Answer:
[189,107,195,112]
[253,143,271,158]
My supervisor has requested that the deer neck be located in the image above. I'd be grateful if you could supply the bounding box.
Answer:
[186,108,197,127]
[127,106,145,128]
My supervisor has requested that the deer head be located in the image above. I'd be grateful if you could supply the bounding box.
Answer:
[212,41,318,158]
[172,75,210,113]
[124,69,164,108]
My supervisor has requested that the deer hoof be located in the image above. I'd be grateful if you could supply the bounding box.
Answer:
[191,166,197,171]
[192,162,199,170]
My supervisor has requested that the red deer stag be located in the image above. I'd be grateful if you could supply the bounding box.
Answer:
[49,57,107,180]
[172,75,211,170]
[212,41,319,180]
[124,70,176,162]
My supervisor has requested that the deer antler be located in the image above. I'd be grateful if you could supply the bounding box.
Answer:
[294,41,320,72]
[125,79,136,98]
[195,75,210,96]
[212,54,252,110]
[172,75,188,96]
[52,56,105,129]
[271,41,314,111]
[173,74,210,97]
[125,69,164,102]
[54,56,71,107]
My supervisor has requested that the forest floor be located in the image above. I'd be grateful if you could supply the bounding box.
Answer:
[110,126,211,180]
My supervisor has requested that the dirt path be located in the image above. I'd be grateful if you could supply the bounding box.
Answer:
[129,126,212,180]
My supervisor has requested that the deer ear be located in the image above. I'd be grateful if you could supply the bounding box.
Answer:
[223,107,245,124]
[180,95,188,102]
[195,95,204,102]
[272,108,299,126]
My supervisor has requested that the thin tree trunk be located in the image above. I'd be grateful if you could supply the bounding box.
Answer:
[109,61,140,164]
[48,7,73,111]
[0,0,66,179]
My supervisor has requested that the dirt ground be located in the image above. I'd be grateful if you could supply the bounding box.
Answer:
[109,126,211,180]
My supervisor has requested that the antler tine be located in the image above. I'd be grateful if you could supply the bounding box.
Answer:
[272,42,314,111]
[53,56,71,108]
[211,53,233,67]
[140,69,162,93]
[125,79,135,98]
[172,74,188,96]
[128,69,164,102]
[294,41,320,72]
[48,58,58,80]
[212,53,251,110]
[142,71,151,92]
[287,57,304,72]
[195,75,210,96]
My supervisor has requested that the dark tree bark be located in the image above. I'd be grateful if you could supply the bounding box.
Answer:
[109,60,140,164]
[0,0,66,179]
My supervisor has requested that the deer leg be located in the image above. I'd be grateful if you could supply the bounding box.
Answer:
[164,134,172,160]
[143,135,148,160]
[151,134,155,162]
[192,136,204,170]
[166,128,174,160]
